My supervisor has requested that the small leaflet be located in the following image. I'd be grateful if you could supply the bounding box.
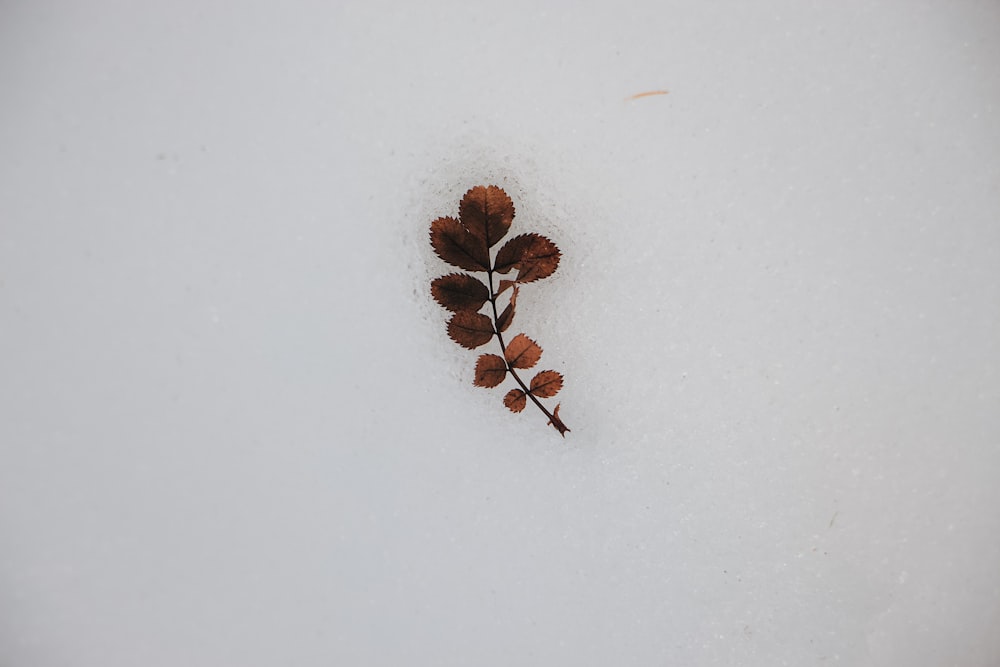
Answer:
[529,370,563,398]
[504,333,542,369]
[503,388,527,413]
[430,216,490,272]
[431,273,489,312]
[496,286,518,333]
[447,311,494,349]
[494,233,561,282]
[474,354,507,388]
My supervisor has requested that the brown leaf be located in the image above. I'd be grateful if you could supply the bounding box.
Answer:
[503,388,527,413]
[529,370,563,398]
[515,235,561,282]
[493,234,536,273]
[473,354,507,388]
[496,286,518,333]
[427,186,569,436]
[431,273,489,312]
[447,311,494,349]
[430,216,489,271]
[505,333,542,369]
[496,303,514,333]
[493,233,561,282]
[459,185,514,248]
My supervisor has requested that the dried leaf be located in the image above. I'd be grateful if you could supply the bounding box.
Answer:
[429,185,569,436]
[496,303,514,333]
[459,185,514,248]
[447,311,494,349]
[515,235,561,283]
[431,273,489,312]
[529,370,563,398]
[496,286,518,333]
[503,388,527,413]
[474,354,507,388]
[430,216,489,271]
[493,234,536,273]
[493,233,561,282]
[505,333,542,369]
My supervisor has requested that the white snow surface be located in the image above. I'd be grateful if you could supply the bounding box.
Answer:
[2,2,999,665]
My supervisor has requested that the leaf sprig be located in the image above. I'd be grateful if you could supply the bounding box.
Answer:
[430,185,569,436]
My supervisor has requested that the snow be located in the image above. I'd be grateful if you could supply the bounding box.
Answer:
[1,1,998,665]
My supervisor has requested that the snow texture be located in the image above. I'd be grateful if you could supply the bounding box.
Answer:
[1,1,998,665]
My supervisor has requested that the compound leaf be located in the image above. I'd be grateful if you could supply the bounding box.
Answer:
[429,185,569,436]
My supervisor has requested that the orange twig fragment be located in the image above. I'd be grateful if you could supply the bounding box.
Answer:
[625,90,669,101]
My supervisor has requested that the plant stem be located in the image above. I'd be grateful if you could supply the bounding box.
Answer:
[486,267,569,436]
